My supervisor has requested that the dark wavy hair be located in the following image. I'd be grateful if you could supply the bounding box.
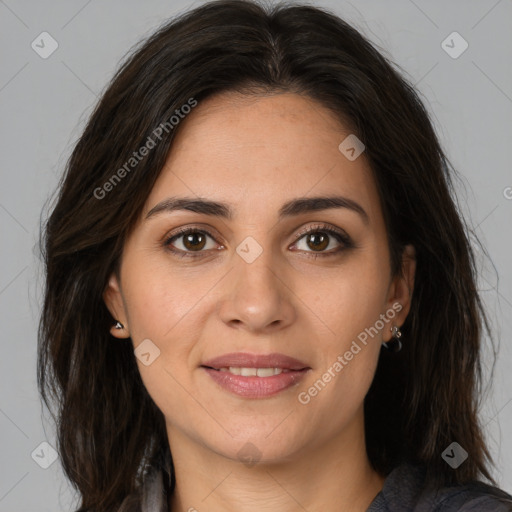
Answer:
[38,0,501,510]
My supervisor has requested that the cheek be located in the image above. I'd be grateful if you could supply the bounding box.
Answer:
[300,293,384,427]
[300,253,387,402]
[121,256,215,341]
[126,272,200,422]
[121,257,217,405]
[304,256,389,342]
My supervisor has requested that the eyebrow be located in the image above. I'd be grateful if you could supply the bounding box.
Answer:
[146,195,369,225]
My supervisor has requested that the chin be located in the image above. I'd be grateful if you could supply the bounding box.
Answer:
[203,426,307,466]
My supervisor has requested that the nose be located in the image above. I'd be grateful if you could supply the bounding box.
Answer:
[217,246,296,334]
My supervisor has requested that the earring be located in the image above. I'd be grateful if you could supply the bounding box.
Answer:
[114,321,124,330]
[383,325,402,352]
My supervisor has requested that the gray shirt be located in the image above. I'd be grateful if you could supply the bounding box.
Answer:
[366,462,512,511]
[120,459,512,511]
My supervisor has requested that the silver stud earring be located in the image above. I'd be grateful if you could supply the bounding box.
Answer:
[114,321,124,330]
[383,325,402,352]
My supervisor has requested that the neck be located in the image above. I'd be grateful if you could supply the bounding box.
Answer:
[167,412,385,512]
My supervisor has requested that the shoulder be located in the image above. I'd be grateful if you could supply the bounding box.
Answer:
[116,464,169,512]
[367,462,512,512]
[428,480,512,511]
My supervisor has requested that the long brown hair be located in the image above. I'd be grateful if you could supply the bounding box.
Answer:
[38,1,499,510]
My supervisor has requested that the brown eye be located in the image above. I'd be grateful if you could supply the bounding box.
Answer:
[181,232,207,251]
[164,228,218,257]
[305,232,330,251]
[291,224,355,257]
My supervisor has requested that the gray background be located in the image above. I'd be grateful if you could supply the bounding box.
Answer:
[0,0,511,510]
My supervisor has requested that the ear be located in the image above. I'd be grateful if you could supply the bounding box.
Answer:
[383,244,416,342]
[103,273,130,339]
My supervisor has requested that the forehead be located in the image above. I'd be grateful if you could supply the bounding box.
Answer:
[145,92,381,224]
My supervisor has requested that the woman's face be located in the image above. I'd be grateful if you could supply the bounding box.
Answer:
[105,91,415,465]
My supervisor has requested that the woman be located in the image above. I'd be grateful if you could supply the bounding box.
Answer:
[37,0,512,510]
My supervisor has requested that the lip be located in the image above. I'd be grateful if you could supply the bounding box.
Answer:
[202,352,309,370]
[201,352,311,398]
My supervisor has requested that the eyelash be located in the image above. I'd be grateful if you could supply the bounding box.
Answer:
[163,223,355,259]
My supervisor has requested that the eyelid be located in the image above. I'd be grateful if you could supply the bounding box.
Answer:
[292,222,350,242]
[163,224,222,243]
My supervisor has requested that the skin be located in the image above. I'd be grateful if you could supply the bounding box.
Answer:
[104,91,416,512]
